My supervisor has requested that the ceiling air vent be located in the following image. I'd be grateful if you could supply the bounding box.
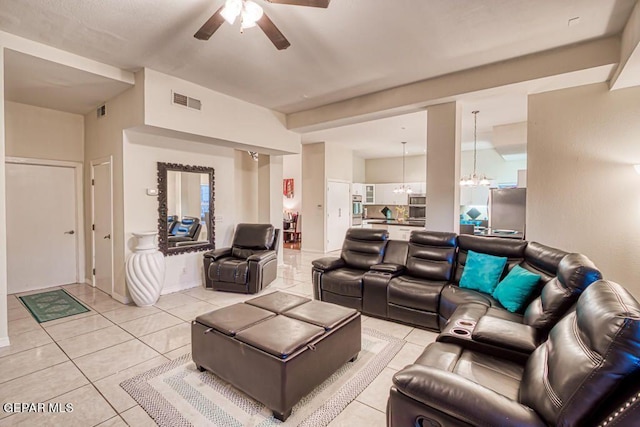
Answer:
[172,91,201,111]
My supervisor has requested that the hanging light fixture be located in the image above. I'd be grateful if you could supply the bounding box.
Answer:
[393,141,413,194]
[220,0,264,31]
[460,110,492,187]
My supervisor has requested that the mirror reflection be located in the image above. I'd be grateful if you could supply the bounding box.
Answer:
[157,162,215,256]
[166,171,210,247]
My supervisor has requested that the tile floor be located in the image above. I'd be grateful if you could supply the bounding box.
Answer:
[0,249,437,426]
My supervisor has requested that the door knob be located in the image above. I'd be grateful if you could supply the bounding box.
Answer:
[64,230,75,235]
[104,234,111,239]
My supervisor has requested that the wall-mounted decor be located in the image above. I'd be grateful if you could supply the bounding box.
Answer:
[157,162,215,256]
[283,178,294,198]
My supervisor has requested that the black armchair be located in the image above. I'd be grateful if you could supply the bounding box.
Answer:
[203,223,280,294]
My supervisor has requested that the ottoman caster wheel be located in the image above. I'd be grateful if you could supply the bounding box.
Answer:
[196,365,205,372]
[349,353,359,362]
[273,409,292,421]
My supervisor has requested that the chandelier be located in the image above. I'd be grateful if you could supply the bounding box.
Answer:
[393,141,413,194]
[220,0,264,31]
[460,110,491,187]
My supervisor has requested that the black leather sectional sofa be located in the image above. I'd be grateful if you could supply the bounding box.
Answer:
[312,229,600,336]
[312,228,640,426]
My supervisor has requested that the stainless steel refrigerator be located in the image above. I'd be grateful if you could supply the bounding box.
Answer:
[489,188,526,235]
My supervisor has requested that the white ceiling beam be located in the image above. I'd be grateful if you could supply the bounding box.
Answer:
[610,0,640,90]
[287,37,620,132]
[0,30,134,85]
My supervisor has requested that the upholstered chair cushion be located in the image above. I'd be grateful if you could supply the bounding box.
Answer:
[520,280,640,426]
[523,252,601,330]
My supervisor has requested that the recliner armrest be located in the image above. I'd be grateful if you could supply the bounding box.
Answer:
[392,365,546,427]
[312,257,345,271]
[247,250,277,262]
[203,247,232,261]
[370,263,405,275]
[472,316,539,353]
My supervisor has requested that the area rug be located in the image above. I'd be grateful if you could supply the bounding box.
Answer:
[19,289,90,323]
[120,327,404,426]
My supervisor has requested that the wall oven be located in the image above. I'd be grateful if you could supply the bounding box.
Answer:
[352,195,363,226]
[408,194,426,219]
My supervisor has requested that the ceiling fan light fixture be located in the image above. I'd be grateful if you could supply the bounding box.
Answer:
[241,0,264,28]
[221,0,243,24]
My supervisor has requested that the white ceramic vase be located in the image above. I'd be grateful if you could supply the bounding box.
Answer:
[126,231,165,307]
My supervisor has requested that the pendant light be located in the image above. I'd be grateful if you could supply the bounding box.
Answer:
[393,141,413,194]
[460,110,491,187]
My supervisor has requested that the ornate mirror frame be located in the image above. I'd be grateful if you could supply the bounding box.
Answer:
[157,162,215,256]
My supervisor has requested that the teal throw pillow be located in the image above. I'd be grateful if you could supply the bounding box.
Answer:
[459,250,508,294]
[492,265,541,313]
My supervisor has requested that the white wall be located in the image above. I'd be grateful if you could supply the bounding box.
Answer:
[283,153,302,214]
[234,150,259,223]
[0,51,8,347]
[528,82,640,297]
[84,71,145,301]
[5,102,84,162]
[143,69,300,155]
[123,131,237,294]
[353,155,365,183]
[325,142,354,182]
[302,143,325,252]
[426,102,461,232]
[365,155,426,183]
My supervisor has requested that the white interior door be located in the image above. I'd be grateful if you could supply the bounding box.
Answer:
[6,162,78,293]
[92,160,113,295]
[326,181,351,252]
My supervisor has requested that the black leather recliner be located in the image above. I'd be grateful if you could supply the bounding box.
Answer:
[203,223,280,294]
[312,228,389,309]
[388,279,640,427]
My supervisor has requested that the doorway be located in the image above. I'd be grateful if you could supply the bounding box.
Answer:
[6,158,84,293]
[326,180,351,252]
[91,157,114,295]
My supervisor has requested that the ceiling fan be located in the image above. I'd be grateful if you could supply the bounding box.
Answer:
[194,0,330,50]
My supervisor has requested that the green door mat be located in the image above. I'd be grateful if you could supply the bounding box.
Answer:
[19,289,90,323]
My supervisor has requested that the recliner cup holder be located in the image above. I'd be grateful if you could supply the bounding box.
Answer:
[451,328,471,336]
[455,319,476,328]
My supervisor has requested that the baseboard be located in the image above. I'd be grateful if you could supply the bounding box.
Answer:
[0,336,10,349]
[84,277,93,285]
[111,291,131,305]
[161,281,201,295]
[300,249,324,254]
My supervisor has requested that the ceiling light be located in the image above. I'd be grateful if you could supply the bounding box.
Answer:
[241,1,264,29]
[221,0,264,29]
[460,110,492,187]
[221,0,243,24]
[393,142,413,194]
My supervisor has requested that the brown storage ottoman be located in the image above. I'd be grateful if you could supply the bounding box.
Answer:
[191,292,361,421]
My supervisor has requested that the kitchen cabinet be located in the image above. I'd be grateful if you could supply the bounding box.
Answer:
[461,186,490,206]
[375,184,408,206]
[388,224,413,241]
[371,223,388,230]
[352,183,365,196]
[364,184,375,204]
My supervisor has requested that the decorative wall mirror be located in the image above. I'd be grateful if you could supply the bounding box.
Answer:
[157,162,215,256]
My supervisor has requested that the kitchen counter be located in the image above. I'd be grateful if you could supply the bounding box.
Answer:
[365,219,425,227]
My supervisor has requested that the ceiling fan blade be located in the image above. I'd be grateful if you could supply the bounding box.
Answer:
[256,13,291,50]
[194,5,226,41]
[265,0,330,8]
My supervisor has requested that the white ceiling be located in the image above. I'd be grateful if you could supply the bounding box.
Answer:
[0,0,636,157]
[302,93,528,158]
